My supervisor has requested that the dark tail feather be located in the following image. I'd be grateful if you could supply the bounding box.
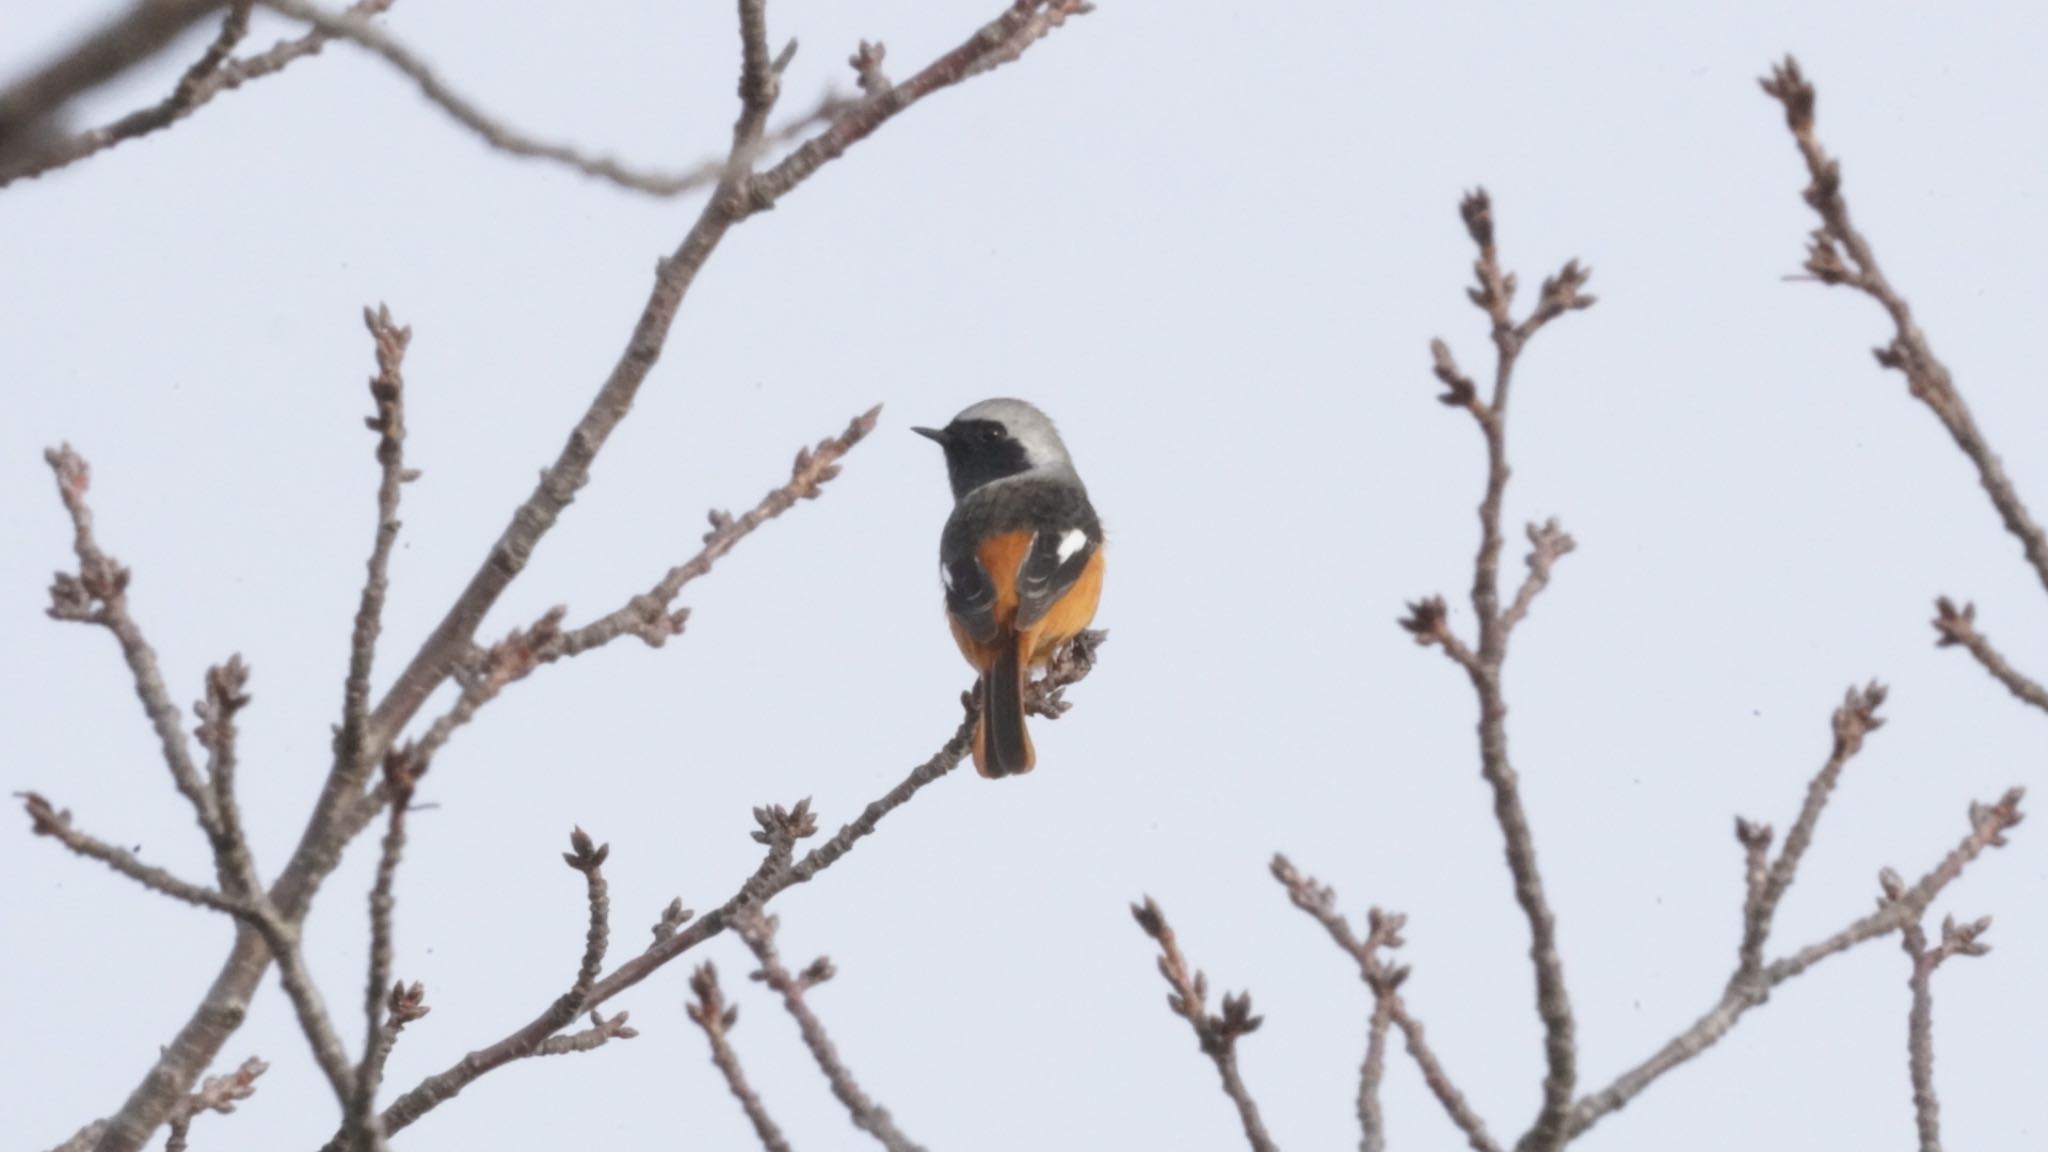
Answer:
[976,634,1034,778]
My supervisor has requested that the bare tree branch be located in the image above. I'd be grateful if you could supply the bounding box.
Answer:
[256,0,849,198]
[1568,786,2024,1139]
[1499,520,1575,637]
[1130,897,1279,1152]
[553,828,615,1026]
[1763,57,2048,685]
[1411,189,1594,1152]
[343,751,419,1152]
[44,445,222,843]
[0,0,226,158]
[1271,856,1503,1152]
[1931,598,2048,715]
[1737,683,1887,976]
[334,304,414,801]
[39,448,356,1120]
[1896,906,1992,1152]
[162,1057,267,1152]
[16,792,243,915]
[734,909,922,1152]
[0,1,250,187]
[0,1,409,188]
[687,963,793,1152]
[531,1009,639,1056]
[543,405,882,659]
[357,705,994,1142]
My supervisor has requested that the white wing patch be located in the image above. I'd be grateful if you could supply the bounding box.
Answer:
[1055,527,1090,563]
[940,562,955,590]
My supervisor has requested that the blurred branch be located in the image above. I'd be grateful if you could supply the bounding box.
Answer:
[1130,897,1278,1152]
[1896,907,1992,1152]
[1763,57,2048,698]
[1568,786,2024,1139]
[1271,856,1502,1152]
[259,0,853,197]
[1409,188,1593,1152]
[0,0,225,159]
[735,908,923,1152]
[0,1,402,189]
[687,963,792,1152]
[1931,599,2048,715]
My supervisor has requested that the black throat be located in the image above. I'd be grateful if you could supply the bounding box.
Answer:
[941,419,1034,500]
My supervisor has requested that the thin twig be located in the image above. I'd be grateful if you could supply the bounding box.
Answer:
[1896,906,1991,1152]
[734,909,921,1152]
[16,792,242,915]
[162,1057,267,1152]
[1498,520,1575,636]
[531,1009,639,1056]
[1411,189,1594,1152]
[552,828,614,1027]
[1130,897,1279,1152]
[255,0,846,198]
[1567,787,2024,1139]
[1738,683,1887,977]
[1763,57,2048,641]
[542,406,882,658]
[345,752,419,1152]
[1931,599,2048,715]
[687,963,793,1152]
[44,445,220,841]
[1271,856,1502,1152]
[334,304,414,800]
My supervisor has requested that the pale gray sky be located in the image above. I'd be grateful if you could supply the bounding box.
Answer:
[5,2,2045,1149]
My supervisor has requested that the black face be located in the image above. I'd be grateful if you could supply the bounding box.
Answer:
[920,418,1032,499]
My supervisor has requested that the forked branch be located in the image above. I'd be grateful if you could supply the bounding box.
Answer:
[1409,189,1594,1152]
[1130,897,1279,1152]
[735,909,923,1152]
[1271,856,1501,1152]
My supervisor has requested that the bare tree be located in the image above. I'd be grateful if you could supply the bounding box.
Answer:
[15,3,1096,1151]
[1130,58,2030,1152]
[11,10,2036,1152]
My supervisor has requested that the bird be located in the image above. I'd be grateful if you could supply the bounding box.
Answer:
[915,399,1104,777]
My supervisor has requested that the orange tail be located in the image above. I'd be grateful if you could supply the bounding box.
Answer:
[974,633,1034,778]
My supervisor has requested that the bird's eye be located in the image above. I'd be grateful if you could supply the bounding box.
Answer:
[981,425,1005,442]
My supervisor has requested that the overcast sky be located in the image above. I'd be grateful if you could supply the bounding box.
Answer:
[5,2,2045,1149]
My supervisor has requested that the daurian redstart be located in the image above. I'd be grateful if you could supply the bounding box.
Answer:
[916,399,1104,778]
